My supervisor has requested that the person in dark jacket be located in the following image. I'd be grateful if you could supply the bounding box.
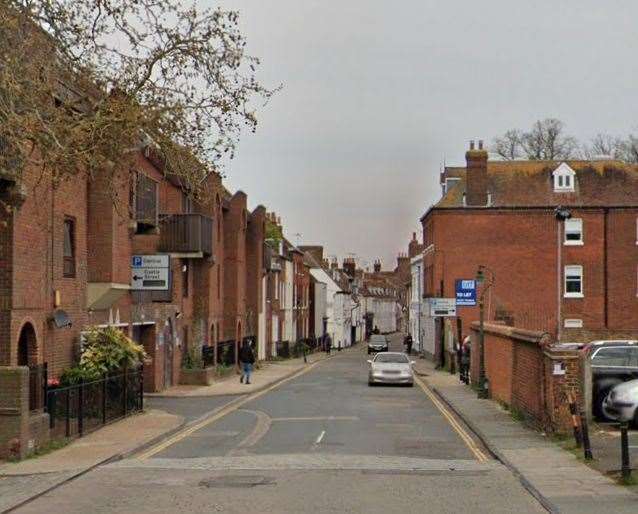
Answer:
[404,334,413,355]
[239,341,256,385]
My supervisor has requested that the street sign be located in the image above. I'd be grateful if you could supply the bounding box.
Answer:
[131,254,170,290]
[455,279,477,307]
[430,298,457,317]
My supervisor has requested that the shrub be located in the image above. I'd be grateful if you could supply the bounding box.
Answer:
[182,347,204,370]
[61,326,147,385]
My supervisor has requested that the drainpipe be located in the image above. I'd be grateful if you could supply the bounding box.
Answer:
[555,207,572,341]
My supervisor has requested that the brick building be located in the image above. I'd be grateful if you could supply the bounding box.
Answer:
[420,141,638,346]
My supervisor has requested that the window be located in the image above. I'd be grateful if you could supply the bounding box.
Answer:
[182,192,193,214]
[564,218,583,245]
[564,319,583,328]
[592,347,630,367]
[564,265,583,298]
[134,172,158,232]
[63,217,75,277]
[552,163,576,192]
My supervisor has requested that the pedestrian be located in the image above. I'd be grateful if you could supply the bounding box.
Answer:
[373,326,380,335]
[239,340,256,385]
[405,334,413,355]
[325,334,332,355]
[460,335,471,385]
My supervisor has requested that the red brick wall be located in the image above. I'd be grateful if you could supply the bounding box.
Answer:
[223,192,247,341]
[423,206,638,344]
[246,206,265,339]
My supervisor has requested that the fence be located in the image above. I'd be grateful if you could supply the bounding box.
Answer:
[45,367,143,441]
[216,340,237,367]
[28,363,47,412]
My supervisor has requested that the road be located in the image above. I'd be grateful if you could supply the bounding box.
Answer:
[16,336,545,513]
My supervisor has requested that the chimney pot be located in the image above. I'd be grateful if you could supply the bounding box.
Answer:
[470,140,475,150]
[478,140,484,150]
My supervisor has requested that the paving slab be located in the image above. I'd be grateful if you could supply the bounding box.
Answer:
[414,358,638,514]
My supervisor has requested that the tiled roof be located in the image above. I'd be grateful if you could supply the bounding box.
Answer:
[435,160,638,209]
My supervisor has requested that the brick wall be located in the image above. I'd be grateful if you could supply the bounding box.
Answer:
[0,367,29,459]
[222,192,247,341]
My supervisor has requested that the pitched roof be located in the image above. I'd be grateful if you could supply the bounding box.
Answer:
[434,160,638,210]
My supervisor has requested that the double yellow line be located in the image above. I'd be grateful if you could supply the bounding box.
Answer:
[414,376,489,463]
[137,362,321,460]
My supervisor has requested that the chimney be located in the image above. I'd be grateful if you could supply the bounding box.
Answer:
[330,258,338,271]
[465,140,488,206]
[373,260,381,273]
[343,258,356,278]
[408,233,421,258]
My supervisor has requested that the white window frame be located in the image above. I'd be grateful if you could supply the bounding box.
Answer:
[564,218,583,246]
[564,265,584,298]
[552,163,576,192]
[564,319,583,328]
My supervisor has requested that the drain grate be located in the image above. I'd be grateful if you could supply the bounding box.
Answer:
[199,476,277,489]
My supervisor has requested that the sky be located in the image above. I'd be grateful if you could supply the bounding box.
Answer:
[209,0,638,269]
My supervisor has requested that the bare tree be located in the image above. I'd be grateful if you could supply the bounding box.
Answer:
[617,134,638,163]
[0,1,276,209]
[493,119,579,160]
[520,119,578,160]
[582,133,624,159]
[492,129,523,160]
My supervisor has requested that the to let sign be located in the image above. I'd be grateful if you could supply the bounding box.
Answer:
[131,255,170,290]
[455,279,477,307]
[430,298,457,317]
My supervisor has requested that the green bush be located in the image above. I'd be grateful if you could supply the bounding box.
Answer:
[61,326,147,385]
[182,346,204,370]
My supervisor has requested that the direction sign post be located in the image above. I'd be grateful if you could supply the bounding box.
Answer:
[430,298,457,317]
[131,255,170,291]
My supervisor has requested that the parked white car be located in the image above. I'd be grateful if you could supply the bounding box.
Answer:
[602,379,638,425]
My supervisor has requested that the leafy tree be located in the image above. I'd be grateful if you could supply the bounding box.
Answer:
[0,1,275,210]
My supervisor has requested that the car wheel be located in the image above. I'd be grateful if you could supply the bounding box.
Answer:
[368,381,374,387]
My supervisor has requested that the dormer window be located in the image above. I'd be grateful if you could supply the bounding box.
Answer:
[552,163,576,192]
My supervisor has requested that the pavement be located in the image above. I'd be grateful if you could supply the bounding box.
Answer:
[413,357,638,514]
[0,409,183,513]
[146,350,333,397]
[0,349,332,513]
[10,336,547,514]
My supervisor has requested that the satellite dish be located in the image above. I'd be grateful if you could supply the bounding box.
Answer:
[51,309,72,329]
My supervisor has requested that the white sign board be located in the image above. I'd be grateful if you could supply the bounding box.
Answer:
[430,298,457,317]
[131,255,170,290]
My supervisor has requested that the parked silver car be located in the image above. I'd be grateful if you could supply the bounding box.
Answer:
[602,379,638,425]
[368,352,414,386]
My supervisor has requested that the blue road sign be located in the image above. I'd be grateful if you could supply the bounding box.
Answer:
[455,279,477,307]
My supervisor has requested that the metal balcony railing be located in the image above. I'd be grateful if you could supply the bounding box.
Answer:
[158,213,213,256]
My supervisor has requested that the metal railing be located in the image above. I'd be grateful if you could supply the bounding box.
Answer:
[216,340,237,367]
[45,367,143,441]
[159,213,213,256]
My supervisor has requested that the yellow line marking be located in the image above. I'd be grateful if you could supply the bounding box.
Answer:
[414,376,489,463]
[137,362,321,460]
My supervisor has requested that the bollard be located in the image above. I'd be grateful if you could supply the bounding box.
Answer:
[567,392,582,448]
[579,407,593,461]
[621,422,631,481]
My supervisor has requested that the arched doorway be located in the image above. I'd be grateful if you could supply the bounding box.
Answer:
[17,322,37,367]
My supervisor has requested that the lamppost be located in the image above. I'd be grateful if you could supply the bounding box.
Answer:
[476,265,495,399]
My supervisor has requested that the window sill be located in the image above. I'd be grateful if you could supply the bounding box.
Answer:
[564,293,584,299]
[564,241,584,246]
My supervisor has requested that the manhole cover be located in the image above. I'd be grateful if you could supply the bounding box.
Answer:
[199,476,276,489]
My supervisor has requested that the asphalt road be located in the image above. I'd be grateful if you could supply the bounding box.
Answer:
[16,336,545,513]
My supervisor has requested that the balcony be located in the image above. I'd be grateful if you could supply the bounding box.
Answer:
[158,213,213,257]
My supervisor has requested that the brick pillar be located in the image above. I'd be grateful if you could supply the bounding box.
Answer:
[0,367,29,460]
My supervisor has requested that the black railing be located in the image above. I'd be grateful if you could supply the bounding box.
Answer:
[28,363,47,412]
[45,367,143,441]
[216,340,237,367]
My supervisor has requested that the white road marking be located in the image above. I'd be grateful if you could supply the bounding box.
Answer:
[315,431,326,445]
[272,416,358,422]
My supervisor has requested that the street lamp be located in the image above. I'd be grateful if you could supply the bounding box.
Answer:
[476,265,495,399]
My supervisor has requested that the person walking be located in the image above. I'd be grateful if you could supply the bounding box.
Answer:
[239,340,256,385]
[405,334,413,355]
[460,335,471,385]
[325,334,332,355]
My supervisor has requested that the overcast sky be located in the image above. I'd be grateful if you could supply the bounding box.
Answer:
[210,0,638,269]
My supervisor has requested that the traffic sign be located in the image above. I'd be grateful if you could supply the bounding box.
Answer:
[131,254,170,290]
[430,298,457,317]
[455,279,477,307]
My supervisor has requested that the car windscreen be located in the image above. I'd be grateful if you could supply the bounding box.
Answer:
[375,354,409,364]
[369,336,386,343]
